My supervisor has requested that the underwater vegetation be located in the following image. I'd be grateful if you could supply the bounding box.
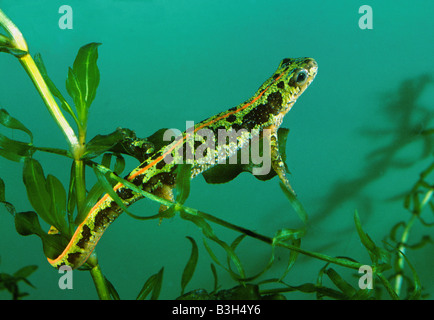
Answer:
[0,257,37,300]
[317,74,433,221]
[0,8,433,300]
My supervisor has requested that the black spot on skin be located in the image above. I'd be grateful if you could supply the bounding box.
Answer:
[138,161,147,168]
[116,187,134,200]
[156,159,166,170]
[76,224,91,249]
[194,138,210,158]
[67,252,81,265]
[158,172,177,186]
[226,114,237,123]
[138,151,162,168]
[150,151,163,161]
[212,125,226,136]
[243,103,272,129]
[266,91,283,115]
[93,208,113,230]
[132,174,143,186]
[281,58,292,65]
[231,122,243,132]
[194,140,202,149]
[277,81,285,89]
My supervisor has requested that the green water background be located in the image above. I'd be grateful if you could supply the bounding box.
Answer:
[0,0,433,299]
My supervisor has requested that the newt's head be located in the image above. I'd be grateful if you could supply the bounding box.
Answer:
[276,57,318,104]
[266,57,317,115]
[246,57,317,127]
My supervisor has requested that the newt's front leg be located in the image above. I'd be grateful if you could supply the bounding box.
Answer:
[266,125,295,195]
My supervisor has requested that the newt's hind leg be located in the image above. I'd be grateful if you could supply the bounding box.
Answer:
[154,184,175,223]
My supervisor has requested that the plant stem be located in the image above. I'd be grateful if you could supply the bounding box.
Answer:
[19,54,80,153]
[74,159,87,215]
[99,163,365,271]
[0,9,27,51]
[87,253,111,300]
[393,212,418,297]
[0,8,80,156]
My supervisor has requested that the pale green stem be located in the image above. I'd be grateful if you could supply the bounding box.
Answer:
[394,214,416,297]
[86,253,111,300]
[0,8,81,157]
[75,159,87,215]
[394,188,433,297]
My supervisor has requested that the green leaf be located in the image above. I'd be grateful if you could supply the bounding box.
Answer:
[46,174,68,235]
[325,268,357,298]
[99,153,126,176]
[14,211,68,259]
[0,109,33,142]
[0,34,27,57]
[0,33,12,47]
[113,155,125,175]
[0,108,34,161]
[354,211,391,270]
[151,267,164,300]
[13,265,38,280]
[22,158,53,226]
[0,177,5,202]
[14,211,45,237]
[33,54,77,124]
[175,164,192,205]
[72,43,101,107]
[181,236,198,295]
[354,211,376,253]
[180,210,247,280]
[0,133,33,162]
[210,263,218,292]
[92,165,130,214]
[66,43,101,127]
[104,277,120,300]
[83,130,127,159]
[136,267,164,300]
[283,240,300,279]
[279,182,308,224]
[202,236,245,281]
[93,164,174,221]
[66,67,83,117]
[399,251,422,300]
[93,164,162,221]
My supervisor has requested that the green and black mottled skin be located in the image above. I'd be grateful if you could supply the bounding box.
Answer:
[48,57,318,269]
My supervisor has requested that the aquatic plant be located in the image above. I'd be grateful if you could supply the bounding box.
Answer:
[0,258,37,300]
[0,8,432,300]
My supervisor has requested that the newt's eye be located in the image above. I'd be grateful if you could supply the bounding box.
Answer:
[294,69,308,85]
